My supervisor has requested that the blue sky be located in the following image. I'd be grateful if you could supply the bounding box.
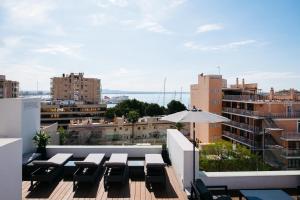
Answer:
[0,0,299,92]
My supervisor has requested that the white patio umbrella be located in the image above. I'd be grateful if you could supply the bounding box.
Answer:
[161,107,230,183]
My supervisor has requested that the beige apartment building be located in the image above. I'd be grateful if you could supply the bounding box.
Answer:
[191,74,300,169]
[0,75,19,98]
[51,73,100,104]
[66,116,182,145]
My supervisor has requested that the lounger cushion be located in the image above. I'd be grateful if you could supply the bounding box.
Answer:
[145,154,166,167]
[32,153,72,166]
[74,153,105,167]
[23,152,41,165]
[105,153,128,167]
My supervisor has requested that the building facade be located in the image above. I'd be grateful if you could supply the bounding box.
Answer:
[0,75,19,98]
[51,73,100,104]
[191,74,300,169]
[41,101,106,128]
[66,116,179,145]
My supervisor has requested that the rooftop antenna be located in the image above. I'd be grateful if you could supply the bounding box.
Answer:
[217,66,221,75]
[163,77,167,107]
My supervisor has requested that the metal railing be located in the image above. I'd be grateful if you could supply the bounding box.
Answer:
[223,95,266,101]
[280,133,300,141]
[223,107,261,117]
[223,121,262,133]
[223,107,300,119]
[222,131,255,147]
[281,149,300,157]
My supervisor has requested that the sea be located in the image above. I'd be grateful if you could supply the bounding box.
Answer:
[26,92,191,108]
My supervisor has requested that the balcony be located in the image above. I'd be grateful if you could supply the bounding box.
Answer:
[223,107,300,119]
[223,121,262,133]
[281,149,300,158]
[280,133,300,141]
[222,131,255,147]
[223,95,266,102]
[222,107,262,118]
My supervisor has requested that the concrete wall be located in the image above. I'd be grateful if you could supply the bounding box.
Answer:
[0,98,40,153]
[167,129,199,190]
[0,138,22,200]
[47,145,162,158]
[42,123,59,145]
[199,171,300,189]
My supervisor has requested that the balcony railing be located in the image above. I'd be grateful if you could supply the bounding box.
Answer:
[223,95,266,101]
[223,107,261,117]
[281,149,300,157]
[223,107,300,119]
[222,131,255,147]
[223,121,262,133]
[280,133,300,141]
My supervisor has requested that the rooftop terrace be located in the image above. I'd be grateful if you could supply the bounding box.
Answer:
[22,166,188,200]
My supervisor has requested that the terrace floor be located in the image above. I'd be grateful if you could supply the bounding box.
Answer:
[22,166,188,200]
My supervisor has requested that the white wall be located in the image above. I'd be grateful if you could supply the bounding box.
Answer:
[199,171,300,189]
[47,145,162,158]
[167,129,199,190]
[0,138,22,200]
[0,98,40,153]
[42,123,59,145]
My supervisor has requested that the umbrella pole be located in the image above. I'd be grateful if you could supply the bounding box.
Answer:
[193,122,195,183]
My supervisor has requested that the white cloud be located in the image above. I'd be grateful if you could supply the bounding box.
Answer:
[196,24,223,33]
[136,21,172,34]
[3,0,55,26]
[88,14,113,26]
[96,0,128,7]
[33,44,82,57]
[184,40,257,51]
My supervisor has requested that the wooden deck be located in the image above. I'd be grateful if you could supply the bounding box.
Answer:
[22,166,188,200]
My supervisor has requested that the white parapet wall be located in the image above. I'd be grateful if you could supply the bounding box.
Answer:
[0,98,40,154]
[167,129,199,190]
[47,145,162,158]
[200,171,300,189]
[0,138,22,200]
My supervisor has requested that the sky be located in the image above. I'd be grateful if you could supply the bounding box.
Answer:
[0,0,299,92]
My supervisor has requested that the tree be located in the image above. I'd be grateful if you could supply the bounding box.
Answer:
[127,110,140,143]
[105,107,116,120]
[145,103,165,116]
[167,100,187,114]
[175,123,184,131]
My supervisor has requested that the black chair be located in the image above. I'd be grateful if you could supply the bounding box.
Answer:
[190,179,232,200]
[103,153,129,191]
[145,154,167,189]
[73,153,105,191]
[30,153,73,190]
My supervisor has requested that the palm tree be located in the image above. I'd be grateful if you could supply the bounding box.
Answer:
[127,111,140,143]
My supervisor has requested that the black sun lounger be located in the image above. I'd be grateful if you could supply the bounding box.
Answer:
[73,153,105,191]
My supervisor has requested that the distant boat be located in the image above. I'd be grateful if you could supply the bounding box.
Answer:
[103,95,129,104]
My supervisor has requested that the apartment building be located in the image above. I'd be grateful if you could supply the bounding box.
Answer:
[191,74,300,169]
[0,75,19,98]
[51,73,100,104]
[41,100,106,128]
[66,116,177,145]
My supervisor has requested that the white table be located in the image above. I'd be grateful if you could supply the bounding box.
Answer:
[240,189,293,200]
